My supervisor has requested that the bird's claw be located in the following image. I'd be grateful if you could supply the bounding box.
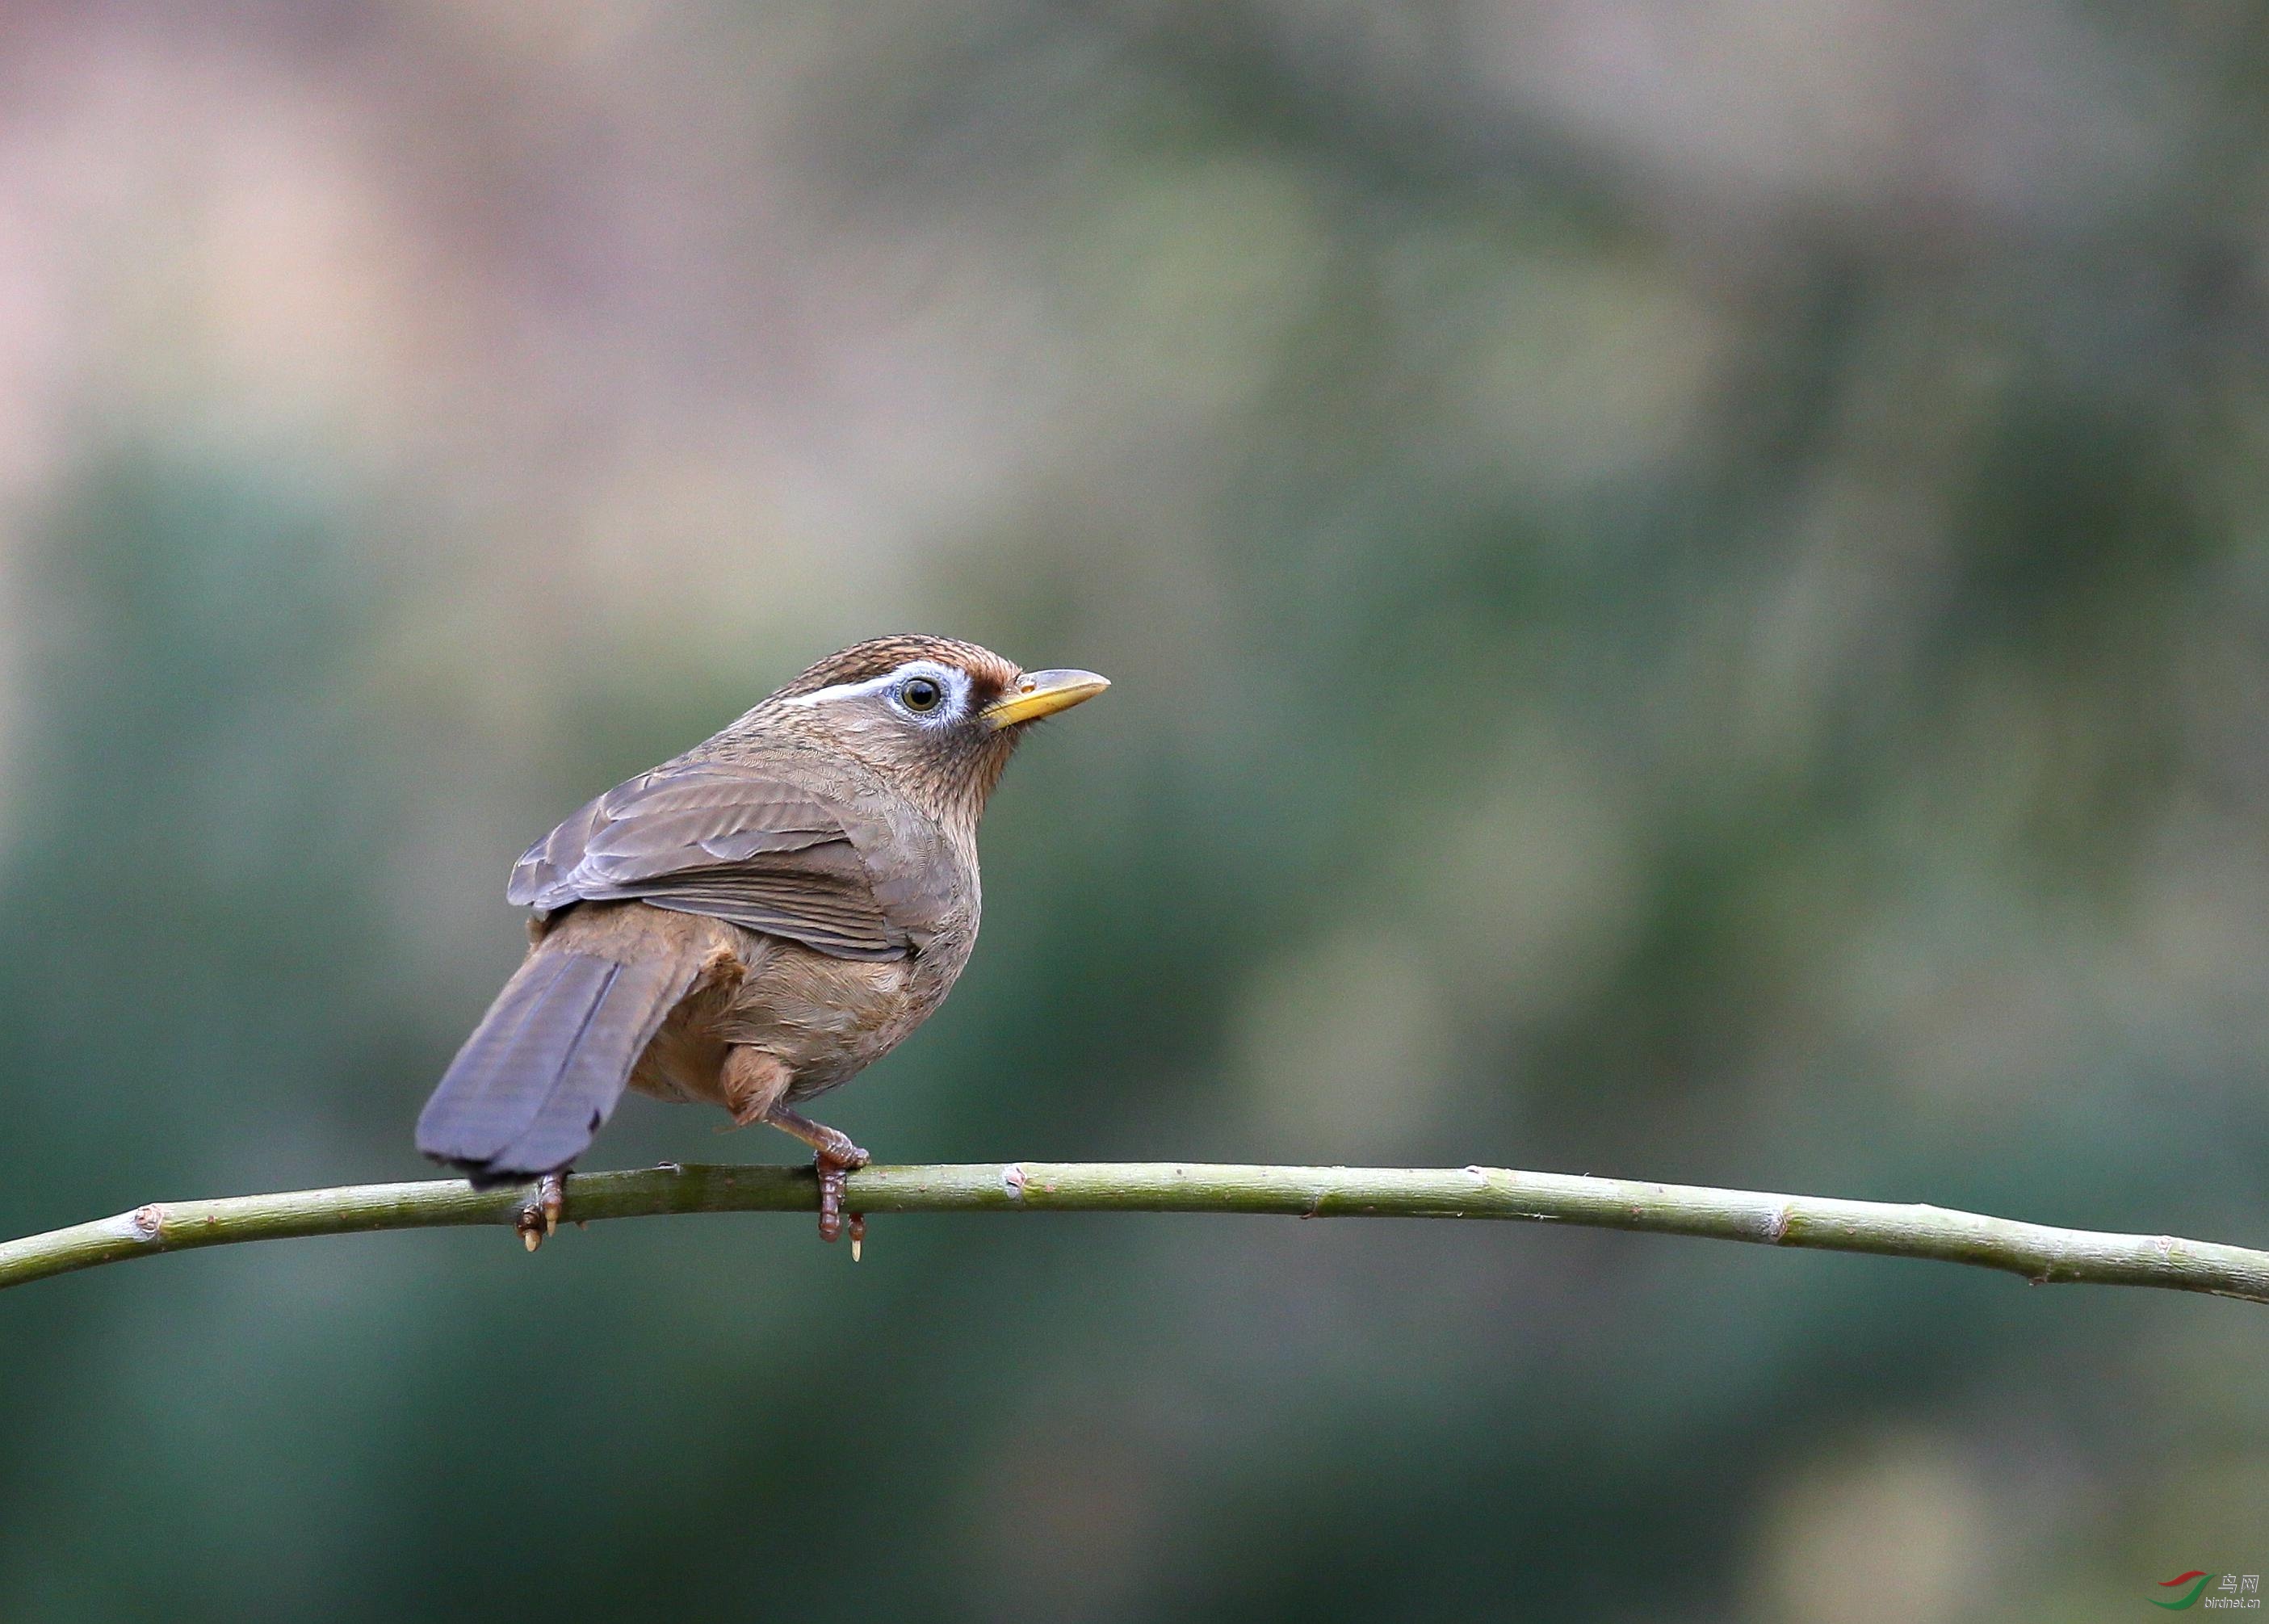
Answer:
[814,1142,870,1245]
[516,1173,567,1253]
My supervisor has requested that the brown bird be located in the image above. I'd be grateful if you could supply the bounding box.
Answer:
[415,635,1108,1248]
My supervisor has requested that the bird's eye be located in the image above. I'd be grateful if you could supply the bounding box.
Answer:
[901,676,944,713]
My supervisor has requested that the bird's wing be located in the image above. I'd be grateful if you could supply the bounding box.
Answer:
[506,762,914,959]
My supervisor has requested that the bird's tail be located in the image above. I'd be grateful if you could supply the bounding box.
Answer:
[416,943,699,1186]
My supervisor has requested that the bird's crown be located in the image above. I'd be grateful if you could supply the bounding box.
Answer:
[770,635,1022,703]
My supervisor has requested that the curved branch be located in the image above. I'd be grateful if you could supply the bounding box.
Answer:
[2,1160,2265,1303]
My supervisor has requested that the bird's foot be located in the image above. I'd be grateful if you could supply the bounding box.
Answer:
[813,1139,870,1245]
[759,1102,871,1248]
[516,1172,567,1253]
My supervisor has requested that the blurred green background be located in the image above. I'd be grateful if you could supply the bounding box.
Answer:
[2,3,2267,1619]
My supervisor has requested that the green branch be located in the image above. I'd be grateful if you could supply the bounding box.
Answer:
[2,1160,2265,1303]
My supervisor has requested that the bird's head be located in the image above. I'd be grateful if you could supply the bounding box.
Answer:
[757,635,1109,819]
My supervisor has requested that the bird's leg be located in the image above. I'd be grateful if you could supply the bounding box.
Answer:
[762,1105,870,1245]
[723,1047,794,1128]
[516,1172,568,1253]
[723,1048,868,1245]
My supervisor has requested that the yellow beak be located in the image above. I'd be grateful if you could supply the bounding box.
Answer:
[983,668,1111,729]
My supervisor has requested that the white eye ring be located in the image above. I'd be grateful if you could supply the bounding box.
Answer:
[783,660,967,720]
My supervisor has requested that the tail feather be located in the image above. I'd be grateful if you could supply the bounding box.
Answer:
[417,946,698,1185]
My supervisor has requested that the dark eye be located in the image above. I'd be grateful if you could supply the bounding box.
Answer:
[901,676,944,713]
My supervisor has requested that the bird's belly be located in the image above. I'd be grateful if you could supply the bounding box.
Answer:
[723,938,948,1097]
[623,916,971,1113]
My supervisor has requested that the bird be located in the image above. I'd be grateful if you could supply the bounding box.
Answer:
[414,634,1109,1251]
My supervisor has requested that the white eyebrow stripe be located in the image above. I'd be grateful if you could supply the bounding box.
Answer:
[778,661,969,711]
[779,671,907,707]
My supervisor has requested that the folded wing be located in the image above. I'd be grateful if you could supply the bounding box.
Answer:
[508,760,917,959]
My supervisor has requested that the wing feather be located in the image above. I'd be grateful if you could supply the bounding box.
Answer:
[507,762,922,960]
